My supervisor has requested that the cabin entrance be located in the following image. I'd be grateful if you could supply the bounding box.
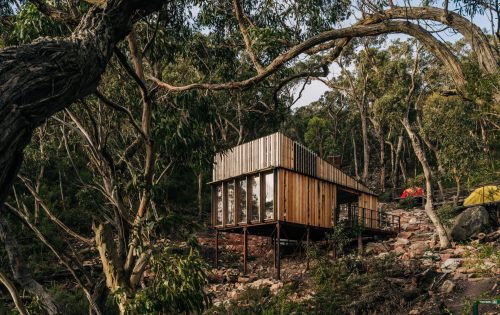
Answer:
[335,187,359,225]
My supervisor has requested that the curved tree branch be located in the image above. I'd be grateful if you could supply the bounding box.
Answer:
[4,202,102,315]
[18,175,94,246]
[0,210,60,315]
[369,6,498,74]
[149,21,466,92]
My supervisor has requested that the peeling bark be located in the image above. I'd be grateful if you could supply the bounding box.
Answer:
[93,222,130,315]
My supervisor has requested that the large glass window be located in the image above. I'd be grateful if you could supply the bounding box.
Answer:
[216,185,223,226]
[250,175,260,221]
[264,173,274,220]
[238,179,247,223]
[227,181,235,225]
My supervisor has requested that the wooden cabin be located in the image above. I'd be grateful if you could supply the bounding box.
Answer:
[210,132,400,278]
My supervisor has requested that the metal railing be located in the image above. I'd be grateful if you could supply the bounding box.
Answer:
[335,205,401,233]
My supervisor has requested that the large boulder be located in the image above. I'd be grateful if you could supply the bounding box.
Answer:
[450,206,490,241]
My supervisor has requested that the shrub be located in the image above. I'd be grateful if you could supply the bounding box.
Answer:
[309,254,419,314]
[205,285,306,315]
[398,196,417,209]
[127,238,211,314]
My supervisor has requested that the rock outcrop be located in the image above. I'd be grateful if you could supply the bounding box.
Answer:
[450,206,490,241]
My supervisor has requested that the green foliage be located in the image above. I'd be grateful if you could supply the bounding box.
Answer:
[378,190,393,202]
[304,116,332,158]
[309,254,417,314]
[437,204,458,228]
[406,175,425,188]
[1,1,498,313]
[127,240,211,314]
[462,242,500,277]
[398,196,418,210]
[421,93,494,186]
[324,223,359,256]
[206,284,306,315]
[207,252,423,314]
[11,3,70,44]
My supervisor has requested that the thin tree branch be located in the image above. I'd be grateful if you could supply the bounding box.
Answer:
[18,175,94,246]
[94,91,148,141]
[4,203,102,315]
[0,271,29,315]
[233,0,265,73]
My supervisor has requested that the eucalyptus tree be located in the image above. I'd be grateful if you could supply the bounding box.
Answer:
[311,35,496,248]
[1,1,286,313]
[366,39,492,248]
[1,0,498,203]
[0,0,498,311]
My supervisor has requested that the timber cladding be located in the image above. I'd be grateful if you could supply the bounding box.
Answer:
[277,169,335,228]
[213,132,374,195]
[211,132,379,229]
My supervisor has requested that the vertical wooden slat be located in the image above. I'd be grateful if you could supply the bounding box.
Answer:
[210,133,380,231]
[222,182,227,227]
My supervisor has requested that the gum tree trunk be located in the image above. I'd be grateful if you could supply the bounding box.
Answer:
[0,0,162,204]
[402,117,451,248]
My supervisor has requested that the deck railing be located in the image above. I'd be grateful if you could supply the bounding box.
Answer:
[336,205,401,233]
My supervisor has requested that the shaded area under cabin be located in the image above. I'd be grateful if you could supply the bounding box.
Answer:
[209,132,400,279]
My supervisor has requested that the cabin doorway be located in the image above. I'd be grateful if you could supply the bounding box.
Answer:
[335,187,359,225]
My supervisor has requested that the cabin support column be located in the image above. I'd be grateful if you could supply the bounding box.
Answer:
[272,235,276,268]
[306,226,310,270]
[215,230,219,269]
[275,222,281,280]
[243,227,248,275]
[357,231,363,256]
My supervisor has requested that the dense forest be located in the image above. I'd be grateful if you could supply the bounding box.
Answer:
[0,0,498,314]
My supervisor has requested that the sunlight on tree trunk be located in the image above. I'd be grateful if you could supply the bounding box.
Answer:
[402,118,450,248]
[0,271,29,315]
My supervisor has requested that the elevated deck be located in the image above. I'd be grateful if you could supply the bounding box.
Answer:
[210,133,398,279]
[214,206,400,279]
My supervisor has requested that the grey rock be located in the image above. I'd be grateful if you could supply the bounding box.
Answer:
[422,251,440,261]
[395,238,410,246]
[440,280,455,293]
[450,206,490,241]
[441,258,461,273]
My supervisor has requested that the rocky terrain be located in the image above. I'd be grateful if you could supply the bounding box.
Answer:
[199,204,500,314]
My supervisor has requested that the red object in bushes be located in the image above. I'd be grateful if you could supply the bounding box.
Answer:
[400,187,424,198]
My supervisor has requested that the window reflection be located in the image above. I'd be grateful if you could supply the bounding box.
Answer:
[250,175,260,221]
[238,179,247,223]
[264,173,274,220]
[227,181,235,225]
[216,185,223,226]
